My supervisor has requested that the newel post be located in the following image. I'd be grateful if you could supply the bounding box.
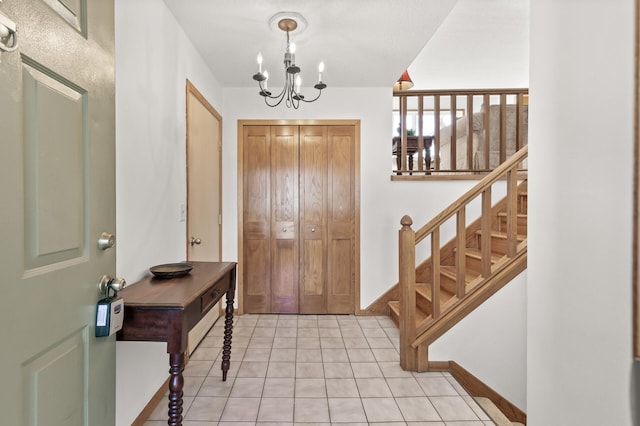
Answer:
[399,215,419,370]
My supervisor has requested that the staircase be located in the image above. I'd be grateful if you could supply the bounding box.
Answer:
[388,146,528,372]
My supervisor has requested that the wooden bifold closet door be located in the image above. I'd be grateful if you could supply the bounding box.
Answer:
[241,123,358,314]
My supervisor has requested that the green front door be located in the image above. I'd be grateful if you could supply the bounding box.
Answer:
[0,1,116,424]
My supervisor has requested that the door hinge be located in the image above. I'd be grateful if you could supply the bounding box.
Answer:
[218,213,222,225]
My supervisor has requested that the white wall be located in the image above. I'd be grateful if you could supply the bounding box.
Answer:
[114,1,223,424]
[409,0,529,90]
[528,0,636,424]
[430,272,527,410]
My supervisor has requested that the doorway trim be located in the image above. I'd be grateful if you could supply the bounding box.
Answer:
[237,119,361,315]
[186,79,223,258]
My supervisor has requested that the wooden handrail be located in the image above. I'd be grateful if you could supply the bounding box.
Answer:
[398,146,528,371]
[394,88,529,96]
[415,145,528,243]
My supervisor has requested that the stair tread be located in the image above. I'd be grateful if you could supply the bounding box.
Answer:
[415,283,455,302]
[388,301,429,324]
[440,265,479,282]
[475,397,513,426]
[496,211,527,218]
[459,248,503,262]
[476,230,527,240]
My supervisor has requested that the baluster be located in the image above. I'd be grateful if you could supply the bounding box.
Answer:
[506,169,518,257]
[431,227,441,318]
[483,94,491,170]
[400,96,408,174]
[456,209,466,298]
[417,96,424,172]
[434,95,441,171]
[500,94,507,164]
[516,93,524,151]
[450,95,457,171]
[466,95,474,171]
[481,187,492,276]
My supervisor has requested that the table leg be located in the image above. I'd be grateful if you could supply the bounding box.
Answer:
[222,285,235,381]
[168,352,185,425]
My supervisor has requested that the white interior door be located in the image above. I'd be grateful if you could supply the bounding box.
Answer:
[186,80,223,351]
[0,1,116,425]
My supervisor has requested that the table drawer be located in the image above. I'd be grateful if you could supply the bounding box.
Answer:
[200,278,228,313]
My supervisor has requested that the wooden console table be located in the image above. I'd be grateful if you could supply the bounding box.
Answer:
[117,261,236,426]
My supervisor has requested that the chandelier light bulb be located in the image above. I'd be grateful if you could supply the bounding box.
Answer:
[257,52,263,73]
[289,42,296,54]
[318,62,325,82]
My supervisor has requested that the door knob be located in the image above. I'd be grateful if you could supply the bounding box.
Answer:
[190,237,202,246]
[98,275,126,297]
[98,232,115,250]
[0,11,18,63]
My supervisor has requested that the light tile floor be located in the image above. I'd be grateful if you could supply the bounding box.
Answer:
[143,314,495,426]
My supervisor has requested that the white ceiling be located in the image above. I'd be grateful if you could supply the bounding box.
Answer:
[162,0,529,90]
[162,0,458,88]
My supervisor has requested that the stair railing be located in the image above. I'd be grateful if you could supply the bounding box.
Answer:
[399,145,528,371]
[393,88,528,177]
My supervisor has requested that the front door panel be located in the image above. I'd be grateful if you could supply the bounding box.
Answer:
[0,1,116,425]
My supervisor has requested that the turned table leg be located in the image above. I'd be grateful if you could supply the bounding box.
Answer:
[168,352,185,426]
[221,284,235,381]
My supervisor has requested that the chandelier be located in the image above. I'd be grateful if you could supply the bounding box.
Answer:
[252,15,326,109]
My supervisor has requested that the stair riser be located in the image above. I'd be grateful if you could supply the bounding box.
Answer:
[464,254,487,275]
[475,234,519,256]
[439,273,459,295]
[497,215,527,234]
[416,292,433,316]
[389,307,399,326]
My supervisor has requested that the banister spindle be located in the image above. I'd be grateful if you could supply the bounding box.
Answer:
[481,187,492,277]
[483,93,491,170]
[466,95,474,171]
[400,96,408,175]
[456,209,466,298]
[499,94,507,164]
[450,95,457,171]
[431,227,441,319]
[434,95,441,171]
[506,169,518,257]
[516,93,524,151]
[417,96,424,172]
